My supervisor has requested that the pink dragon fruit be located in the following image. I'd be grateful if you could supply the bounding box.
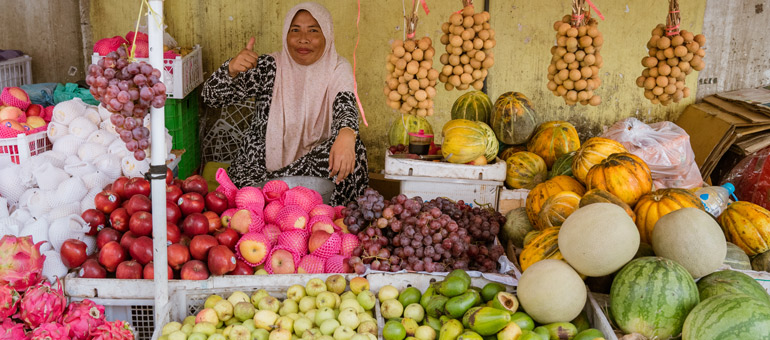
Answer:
[0,319,28,340]
[0,284,20,319]
[91,320,135,340]
[62,299,106,340]
[29,322,70,340]
[0,235,46,292]
[16,279,67,329]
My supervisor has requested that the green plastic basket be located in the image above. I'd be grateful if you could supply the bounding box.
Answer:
[165,89,201,179]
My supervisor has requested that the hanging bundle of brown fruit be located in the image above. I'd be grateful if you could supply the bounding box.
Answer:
[546,0,603,106]
[636,0,705,105]
[384,2,439,117]
[438,0,496,91]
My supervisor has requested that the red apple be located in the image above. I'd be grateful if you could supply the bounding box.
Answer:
[203,211,222,233]
[189,234,218,261]
[269,249,296,274]
[166,223,181,245]
[60,239,88,269]
[308,231,332,253]
[178,192,205,215]
[180,259,209,280]
[78,259,107,278]
[125,194,152,216]
[167,243,190,270]
[110,208,130,233]
[165,168,173,185]
[166,185,183,204]
[143,261,173,280]
[95,190,121,214]
[214,228,239,252]
[229,259,254,275]
[124,177,151,198]
[129,211,153,237]
[205,191,229,215]
[129,236,154,265]
[119,231,137,251]
[96,228,121,250]
[166,201,182,225]
[181,175,209,196]
[179,235,192,247]
[81,209,107,236]
[116,260,143,279]
[208,245,236,276]
[112,177,130,200]
[181,213,208,237]
[26,104,42,117]
[171,179,183,188]
[98,241,127,272]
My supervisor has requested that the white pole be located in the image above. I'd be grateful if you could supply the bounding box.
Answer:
[147,0,169,327]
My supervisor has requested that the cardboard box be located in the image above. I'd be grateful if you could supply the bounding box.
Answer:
[498,188,529,215]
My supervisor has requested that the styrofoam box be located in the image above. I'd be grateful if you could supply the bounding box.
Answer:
[0,131,51,164]
[68,297,155,340]
[91,45,203,99]
[0,55,32,88]
[385,153,506,182]
[387,174,503,209]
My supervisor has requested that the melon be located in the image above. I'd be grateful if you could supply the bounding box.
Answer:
[752,250,770,272]
[697,269,770,305]
[724,242,751,270]
[682,294,770,340]
[610,257,699,340]
[477,121,500,162]
[388,114,433,146]
[502,207,533,248]
[517,259,587,324]
[651,208,726,278]
[558,203,640,277]
[451,90,493,124]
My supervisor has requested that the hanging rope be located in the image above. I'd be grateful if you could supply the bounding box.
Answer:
[665,0,681,36]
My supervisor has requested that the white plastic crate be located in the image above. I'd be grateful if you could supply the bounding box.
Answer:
[91,45,203,99]
[0,55,32,88]
[385,152,507,182]
[68,297,154,340]
[385,174,503,209]
[0,130,51,164]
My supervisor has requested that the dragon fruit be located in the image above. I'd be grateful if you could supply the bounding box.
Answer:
[0,235,46,292]
[16,279,67,328]
[0,284,20,319]
[0,319,27,340]
[91,320,135,340]
[29,322,70,340]
[62,299,106,340]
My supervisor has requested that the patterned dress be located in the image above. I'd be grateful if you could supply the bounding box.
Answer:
[202,55,368,206]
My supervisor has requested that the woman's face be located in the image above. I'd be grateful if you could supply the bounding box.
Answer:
[287,10,326,66]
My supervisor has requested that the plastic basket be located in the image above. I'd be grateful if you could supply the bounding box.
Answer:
[91,45,203,99]
[68,297,154,340]
[165,91,201,179]
[0,55,32,89]
[0,130,51,164]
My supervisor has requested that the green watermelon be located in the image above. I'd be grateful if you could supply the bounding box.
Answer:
[388,114,433,147]
[548,151,575,178]
[609,257,699,339]
[724,242,752,270]
[451,90,493,124]
[697,270,770,305]
[683,294,770,340]
[476,121,499,162]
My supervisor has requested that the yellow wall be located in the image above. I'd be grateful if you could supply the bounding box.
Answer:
[90,0,705,172]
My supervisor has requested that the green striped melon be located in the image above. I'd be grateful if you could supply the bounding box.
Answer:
[697,269,770,305]
[476,121,499,162]
[724,242,752,270]
[683,294,770,340]
[451,90,493,124]
[610,257,699,339]
[388,114,433,147]
[548,151,575,178]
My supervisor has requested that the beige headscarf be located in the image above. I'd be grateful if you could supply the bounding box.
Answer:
[265,2,355,171]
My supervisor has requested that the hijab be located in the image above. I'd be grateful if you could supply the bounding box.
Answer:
[265,2,355,171]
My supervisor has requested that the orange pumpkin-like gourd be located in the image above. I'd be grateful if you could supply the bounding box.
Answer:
[526,175,586,230]
[499,144,528,162]
[579,188,636,222]
[538,191,582,228]
[505,151,547,189]
[634,188,703,244]
[718,201,770,256]
[519,226,562,271]
[571,137,628,185]
[585,153,652,207]
[527,121,581,168]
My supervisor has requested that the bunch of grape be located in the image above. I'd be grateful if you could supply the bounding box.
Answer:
[341,188,385,234]
[86,45,167,161]
[388,144,408,155]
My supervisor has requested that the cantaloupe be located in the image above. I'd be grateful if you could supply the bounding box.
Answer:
[724,242,751,270]
[558,203,640,277]
[651,208,726,278]
[517,259,587,324]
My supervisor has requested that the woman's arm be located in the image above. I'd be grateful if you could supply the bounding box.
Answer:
[201,59,261,108]
[328,91,360,184]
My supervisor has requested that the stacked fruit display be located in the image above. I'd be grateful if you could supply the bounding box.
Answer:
[0,235,135,340]
[377,270,606,340]
[438,0,496,91]
[0,87,50,134]
[383,36,439,117]
[157,276,378,340]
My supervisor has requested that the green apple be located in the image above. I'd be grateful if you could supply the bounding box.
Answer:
[332,326,355,340]
[214,300,235,322]
[227,291,251,306]
[340,292,356,301]
[208,334,226,340]
[229,325,251,340]
[325,275,347,295]
[401,318,418,337]
[251,289,270,307]
[280,299,299,316]
[254,310,279,330]
[415,325,436,340]
[339,300,363,314]
[357,313,374,324]
[205,295,224,309]
[299,296,317,313]
[259,296,281,313]
[168,330,187,340]
[318,336,334,340]
[293,317,313,337]
[314,307,336,326]
[222,325,233,338]
[337,308,359,330]
[356,320,377,335]
[224,317,240,326]
[356,291,376,311]
[189,332,208,340]
[350,334,369,340]
[196,308,219,325]
[181,323,194,335]
[287,284,307,302]
[252,328,270,340]
[363,334,377,340]
[162,322,183,335]
[269,328,292,340]
[276,316,294,333]
[315,292,337,309]
[380,299,404,319]
[234,301,256,322]
[378,286,399,302]
[287,313,301,321]
[184,316,196,326]
[241,319,256,332]
[403,304,424,323]
[305,278,327,297]
[255,268,268,275]
[302,328,322,340]
[319,319,340,336]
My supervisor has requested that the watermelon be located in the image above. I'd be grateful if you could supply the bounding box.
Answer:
[476,121,500,162]
[697,270,770,305]
[683,294,770,340]
[724,242,752,270]
[548,151,575,178]
[451,90,493,124]
[389,114,433,147]
[610,257,699,339]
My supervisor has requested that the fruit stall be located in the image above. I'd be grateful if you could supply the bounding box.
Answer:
[4,0,770,340]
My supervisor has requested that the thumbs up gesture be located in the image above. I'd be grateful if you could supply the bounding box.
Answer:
[228,37,259,78]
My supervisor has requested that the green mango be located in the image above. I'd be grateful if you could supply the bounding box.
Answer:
[573,329,604,340]
[439,315,452,325]
[437,277,469,298]
[426,296,449,318]
[424,316,442,334]
[480,283,506,302]
[532,327,550,340]
[384,320,408,340]
[464,307,511,336]
[496,322,523,340]
[482,335,497,340]
[399,287,422,307]
[519,330,547,340]
[420,286,435,309]
[542,322,577,340]
[570,312,590,333]
[509,312,535,331]
[457,331,484,340]
[489,292,519,314]
[447,269,472,287]
[445,290,482,319]
[462,307,482,329]
[438,319,463,340]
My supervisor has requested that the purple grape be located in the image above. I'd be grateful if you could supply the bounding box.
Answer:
[140,63,153,75]
[88,64,102,76]
[119,130,132,142]
[117,81,130,91]
[109,98,123,111]
[133,74,147,86]
[122,100,134,113]
[123,117,137,129]
[139,86,154,101]
[141,127,150,138]
[106,51,119,59]
[128,89,140,101]
[95,76,108,88]
[108,78,119,87]
[134,150,146,161]
[86,75,96,86]
[117,91,130,104]
[97,58,105,68]
[151,96,165,108]
[132,127,144,139]
[127,63,140,75]
[103,57,116,69]
[148,75,160,85]
[126,140,138,152]
[133,107,146,116]
[116,58,129,69]
[119,67,131,80]
[117,46,127,57]
[134,109,147,118]
[152,82,167,96]
[110,113,125,126]
[138,138,149,149]
[151,69,161,78]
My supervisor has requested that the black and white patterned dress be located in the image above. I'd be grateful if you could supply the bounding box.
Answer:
[202,55,368,206]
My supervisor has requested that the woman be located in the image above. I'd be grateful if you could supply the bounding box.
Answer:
[203,2,368,205]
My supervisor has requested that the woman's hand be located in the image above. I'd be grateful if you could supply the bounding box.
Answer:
[329,128,357,184]
[228,37,259,78]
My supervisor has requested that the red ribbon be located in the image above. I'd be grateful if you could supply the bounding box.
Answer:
[585,0,605,20]
[420,0,430,15]
[353,0,368,126]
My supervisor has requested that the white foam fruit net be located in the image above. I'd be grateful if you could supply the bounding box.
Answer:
[64,160,97,178]
[87,130,116,146]
[19,217,50,245]
[52,98,87,125]
[68,116,98,140]
[93,153,123,180]
[0,164,26,205]
[52,135,85,156]
[34,163,70,191]
[83,106,102,125]
[53,177,88,205]
[82,171,111,191]
[122,155,150,177]
[77,142,107,162]
[48,202,82,221]
[48,214,89,252]
[42,250,69,282]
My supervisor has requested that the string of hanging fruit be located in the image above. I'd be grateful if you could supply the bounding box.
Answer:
[438,0,496,91]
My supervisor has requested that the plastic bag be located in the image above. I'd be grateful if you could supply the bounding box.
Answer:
[601,117,703,189]
[721,146,770,210]
[19,83,58,106]
[53,83,99,106]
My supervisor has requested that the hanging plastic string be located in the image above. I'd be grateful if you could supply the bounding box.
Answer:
[585,0,605,20]
[128,0,145,61]
[665,0,681,36]
[353,0,368,127]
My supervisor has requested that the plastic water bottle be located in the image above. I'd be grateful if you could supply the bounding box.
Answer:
[695,183,737,217]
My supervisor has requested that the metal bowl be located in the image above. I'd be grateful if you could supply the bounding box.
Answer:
[257,176,335,204]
